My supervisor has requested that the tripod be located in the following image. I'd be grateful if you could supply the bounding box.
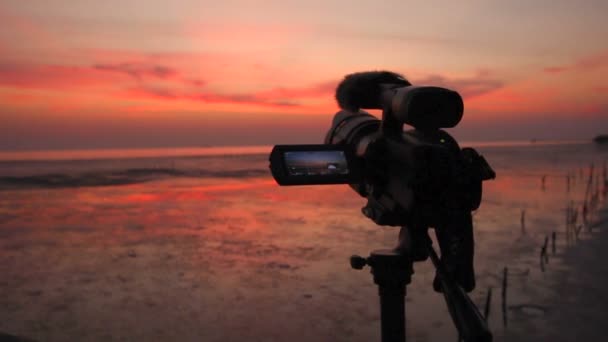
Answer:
[350,227,492,342]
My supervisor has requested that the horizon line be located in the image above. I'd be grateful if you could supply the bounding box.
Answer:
[0,139,592,162]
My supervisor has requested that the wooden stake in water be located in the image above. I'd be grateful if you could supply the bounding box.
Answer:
[552,231,556,255]
[596,169,601,198]
[540,251,545,272]
[571,201,578,226]
[540,236,549,272]
[582,201,589,228]
[543,236,549,264]
[502,267,508,328]
[583,163,594,224]
[520,209,526,235]
[602,161,608,199]
[566,202,571,245]
[541,175,547,191]
[484,287,492,322]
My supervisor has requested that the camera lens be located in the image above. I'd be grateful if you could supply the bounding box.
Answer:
[325,111,380,152]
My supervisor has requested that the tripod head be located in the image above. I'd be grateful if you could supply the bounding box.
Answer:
[351,227,492,342]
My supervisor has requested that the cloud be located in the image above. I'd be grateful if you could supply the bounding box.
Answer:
[125,81,337,107]
[543,50,608,74]
[0,60,199,93]
[0,59,506,112]
[192,92,301,107]
[126,86,178,100]
[413,72,504,98]
[0,58,338,110]
[254,81,337,99]
[595,86,608,94]
[0,61,180,90]
[187,79,206,87]
[543,66,568,73]
[0,63,122,89]
[92,62,179,81]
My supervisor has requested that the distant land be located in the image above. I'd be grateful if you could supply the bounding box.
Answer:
[593,134,608,144]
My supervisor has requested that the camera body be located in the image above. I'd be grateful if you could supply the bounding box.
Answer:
[270,72,494,228]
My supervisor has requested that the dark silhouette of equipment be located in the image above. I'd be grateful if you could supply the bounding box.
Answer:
[350,227,492,342]
[269,71,495,342]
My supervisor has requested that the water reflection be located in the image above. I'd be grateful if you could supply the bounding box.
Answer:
[0,143,606,341]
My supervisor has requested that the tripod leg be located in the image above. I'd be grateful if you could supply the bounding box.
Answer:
[379,284,406,342]
[365,250,413,342]
[433,211,475,292]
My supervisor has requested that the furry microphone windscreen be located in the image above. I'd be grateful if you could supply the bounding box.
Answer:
[335,71,411,111]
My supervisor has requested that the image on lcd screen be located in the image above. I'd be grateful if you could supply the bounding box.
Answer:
[284,151,349,176]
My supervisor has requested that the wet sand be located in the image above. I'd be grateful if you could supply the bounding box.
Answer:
[2,190,607,341]
[1,143,607,341]
[0,180,427,342]
[496,207,608,342]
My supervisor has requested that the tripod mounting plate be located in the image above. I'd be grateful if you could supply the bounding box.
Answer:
[352,249,414,290]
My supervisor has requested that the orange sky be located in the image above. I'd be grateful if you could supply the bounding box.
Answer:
[1,0,607,150]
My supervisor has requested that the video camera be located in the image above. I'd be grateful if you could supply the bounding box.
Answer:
[270,71,494,227]
[269,71,496,342]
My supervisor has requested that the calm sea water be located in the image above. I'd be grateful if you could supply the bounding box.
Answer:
[0,141,606,341]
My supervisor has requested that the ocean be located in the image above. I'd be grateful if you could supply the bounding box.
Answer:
[0,141,606,341]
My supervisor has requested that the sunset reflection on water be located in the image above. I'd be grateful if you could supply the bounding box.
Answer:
[0,143,606,341]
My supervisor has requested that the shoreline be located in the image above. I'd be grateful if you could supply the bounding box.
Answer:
[0,140,592,162]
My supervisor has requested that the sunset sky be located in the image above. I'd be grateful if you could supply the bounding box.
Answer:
[1,0,607,150]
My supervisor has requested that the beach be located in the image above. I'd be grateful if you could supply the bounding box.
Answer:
[0,142,607,341]
[496,206,608,342]
[2,0,607,340]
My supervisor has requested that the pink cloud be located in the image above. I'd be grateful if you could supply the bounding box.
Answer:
[0,58,339,111]
[0,60,214,92]
[543,50,608,74]
[543,66,568,73]
[122,82,337,108]
[594,86,608,94]
[92,63,179,81]
[0,63,123,89]
[254,81,337,99]
[0,58,511,113]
